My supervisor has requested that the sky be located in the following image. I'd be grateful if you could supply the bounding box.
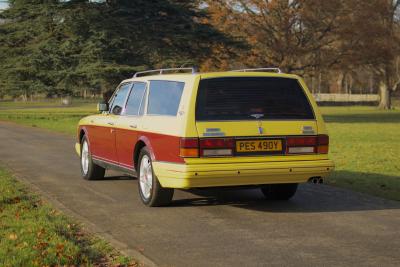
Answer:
[0,3,8,11]
[0,0,8,10]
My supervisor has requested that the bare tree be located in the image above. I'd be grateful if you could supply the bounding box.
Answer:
[203,0,400,107]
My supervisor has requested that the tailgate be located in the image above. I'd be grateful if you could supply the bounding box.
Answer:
[195,76,318,156]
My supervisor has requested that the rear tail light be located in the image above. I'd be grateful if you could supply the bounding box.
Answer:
[180,138,199,158]
[287,136,318,147]
[180,138,235,157]
[200,138,235,157]
[202,149,232,157]
[180,135,329,157]
[317,134,329,154]
[287,146,315,154]
[286,135,329,154]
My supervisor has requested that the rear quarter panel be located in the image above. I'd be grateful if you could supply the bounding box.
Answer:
[133,75,200,163]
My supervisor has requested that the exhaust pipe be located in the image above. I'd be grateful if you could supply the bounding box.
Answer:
[308,177,323,184]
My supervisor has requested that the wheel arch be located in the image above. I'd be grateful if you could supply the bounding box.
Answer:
[78,127,92,151]
[79,128,86,143]
[133,136,155,170]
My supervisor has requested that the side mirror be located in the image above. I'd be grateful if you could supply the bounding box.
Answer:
[97,102,108,113]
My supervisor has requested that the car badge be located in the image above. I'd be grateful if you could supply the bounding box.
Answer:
[204,128,225,137]
[258,121,264,135]
[251,114,265,135]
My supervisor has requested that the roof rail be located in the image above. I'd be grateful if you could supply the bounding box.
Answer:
[133,67,198,78]
[230,67,282,73]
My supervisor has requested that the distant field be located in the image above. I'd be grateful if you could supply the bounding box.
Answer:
[0,101,399,201]
[0,98,98,108]
[0,102,97,135]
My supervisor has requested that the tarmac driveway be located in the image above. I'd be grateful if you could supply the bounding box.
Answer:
[0,121,399,266]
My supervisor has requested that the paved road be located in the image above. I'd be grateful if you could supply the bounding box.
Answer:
[1,121,400,267]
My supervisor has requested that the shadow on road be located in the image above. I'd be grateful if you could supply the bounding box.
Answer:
[169,183,400,213]
[99,175,134,181]
[97,171,400,213]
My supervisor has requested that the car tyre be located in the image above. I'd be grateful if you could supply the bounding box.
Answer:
[80,136,105,180]
[138,147,174,207]
[260,183,298,200]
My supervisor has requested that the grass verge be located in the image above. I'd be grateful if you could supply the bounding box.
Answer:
[0,167,136,266]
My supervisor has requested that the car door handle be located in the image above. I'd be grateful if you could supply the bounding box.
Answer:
[129,124,137,129]
[107,122,114,126]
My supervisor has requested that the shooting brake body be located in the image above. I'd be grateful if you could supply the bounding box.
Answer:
[75,68,334,207]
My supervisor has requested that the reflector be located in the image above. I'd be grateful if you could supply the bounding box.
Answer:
[288,147,315,154]
[202,149,233,157]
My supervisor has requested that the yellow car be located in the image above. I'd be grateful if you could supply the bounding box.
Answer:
[75,67,334,206]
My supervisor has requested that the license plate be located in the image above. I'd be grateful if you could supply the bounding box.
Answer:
[236,139,282,153]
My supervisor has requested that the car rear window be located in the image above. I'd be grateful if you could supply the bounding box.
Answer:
[196,77,315,121]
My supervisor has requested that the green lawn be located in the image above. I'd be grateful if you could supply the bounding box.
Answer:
[0,102,97,135]
[321,106,400,200]
[0,98,98,109]
[0,102,399,201]
[0,167,135,266]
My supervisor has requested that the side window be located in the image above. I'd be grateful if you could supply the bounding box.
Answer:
[147,80,184,116]
[125,82,147,116]
[109,83,132,115]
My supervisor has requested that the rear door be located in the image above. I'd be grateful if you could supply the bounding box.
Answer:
[195,76,317,156]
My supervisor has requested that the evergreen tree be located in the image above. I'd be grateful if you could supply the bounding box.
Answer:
[0,0,237,98]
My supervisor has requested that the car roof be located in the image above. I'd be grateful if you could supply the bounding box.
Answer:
[120,71,300,84]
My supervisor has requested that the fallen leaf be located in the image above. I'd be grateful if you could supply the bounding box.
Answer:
[9,233,18,240]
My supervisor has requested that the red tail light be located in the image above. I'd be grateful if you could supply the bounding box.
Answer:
[200,138,235,157]
[286,136,317,147]
[200,138,235,148]
[180,138,235,157]
[317,134,329,154]
[180,138,199,158]
[286,135,329,154]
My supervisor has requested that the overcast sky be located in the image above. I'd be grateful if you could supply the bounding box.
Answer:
[0,0,8,10]
[0,5,8,11]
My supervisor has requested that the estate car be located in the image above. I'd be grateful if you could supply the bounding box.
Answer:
[75,67,334,206]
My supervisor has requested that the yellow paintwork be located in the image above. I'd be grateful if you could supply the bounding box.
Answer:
[77,71,334,188]
[153,159,334,188]
[75,142,81,157]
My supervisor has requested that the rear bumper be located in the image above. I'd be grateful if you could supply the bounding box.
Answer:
[152,159,335,189]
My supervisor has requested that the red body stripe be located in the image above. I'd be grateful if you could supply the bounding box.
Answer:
[86,125,118,162]
[80,125,184,171]
[139,131,182,164]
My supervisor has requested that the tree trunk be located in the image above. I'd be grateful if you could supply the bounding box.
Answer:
[22,91,27,102]
[318,71,322,94]
[378,81,391,109]
[336,72,344,93]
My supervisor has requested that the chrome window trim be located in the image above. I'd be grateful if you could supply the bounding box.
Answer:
[122,81,148,117]
[109,82,134,115]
